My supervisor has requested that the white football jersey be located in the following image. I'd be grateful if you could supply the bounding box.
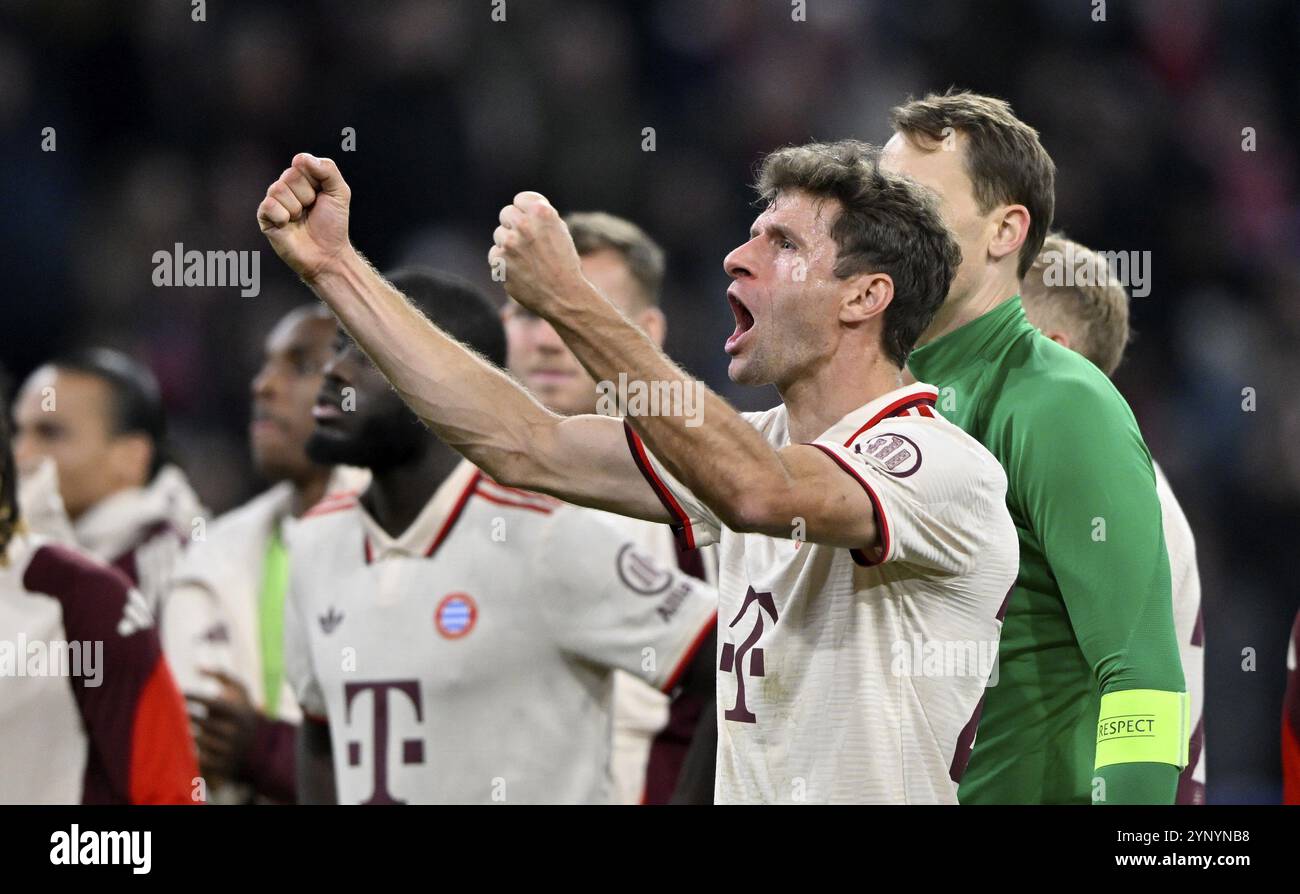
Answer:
[626,383,1020,804]
[1154,462,1205,803]
[284,460,717,805]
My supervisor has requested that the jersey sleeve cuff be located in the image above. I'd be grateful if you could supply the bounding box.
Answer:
[624,422,701,551]
[809,443,892,566]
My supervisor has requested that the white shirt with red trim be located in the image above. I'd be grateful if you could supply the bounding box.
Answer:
[626,383,1019,804]
[283,460,717,805]
[1154,462,1205,802]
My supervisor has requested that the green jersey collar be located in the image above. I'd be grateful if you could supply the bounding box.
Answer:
[908,295,1033,382]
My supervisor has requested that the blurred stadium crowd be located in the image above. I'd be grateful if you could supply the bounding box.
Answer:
[1,0,1297,802]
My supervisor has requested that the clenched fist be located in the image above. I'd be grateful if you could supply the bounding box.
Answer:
[490,192,586,316]
[257,153,353,281]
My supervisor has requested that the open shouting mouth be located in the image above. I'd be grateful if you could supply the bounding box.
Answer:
[725,288,756,355]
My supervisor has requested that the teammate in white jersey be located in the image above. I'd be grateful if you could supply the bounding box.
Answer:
[257,140,1019,803]
[1020,233,1205,803]
[165,304,367,803]
[286,269,717,805]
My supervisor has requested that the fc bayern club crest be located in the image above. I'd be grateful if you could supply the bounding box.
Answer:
[435,593,477,639]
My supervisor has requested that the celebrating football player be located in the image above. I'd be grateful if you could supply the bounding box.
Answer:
[257,142,1018,803]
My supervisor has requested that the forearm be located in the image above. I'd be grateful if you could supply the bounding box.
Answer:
[308,247,559,485]
[546,283,794,531]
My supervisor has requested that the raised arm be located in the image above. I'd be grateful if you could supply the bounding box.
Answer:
[491,191,880,552]
[255,154,665,521]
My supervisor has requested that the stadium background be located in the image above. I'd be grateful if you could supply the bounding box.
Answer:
[1,0,1296,803]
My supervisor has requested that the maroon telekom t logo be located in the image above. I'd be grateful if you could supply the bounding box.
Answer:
[344,680,424,805]
[719,586,778,723]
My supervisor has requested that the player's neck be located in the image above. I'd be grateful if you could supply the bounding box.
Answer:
[917,272,1020,345]
[778,349,905,444]
[362,440,463,539]
[289,469,332,518]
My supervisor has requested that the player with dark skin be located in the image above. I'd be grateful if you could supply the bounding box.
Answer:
[296,322,449,802]
[185,305,339,788]
[248,306,342,518]
[295,308,716,803]
[309,331,464,539]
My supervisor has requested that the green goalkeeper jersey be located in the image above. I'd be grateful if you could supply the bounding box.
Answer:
[908,296,1186,804]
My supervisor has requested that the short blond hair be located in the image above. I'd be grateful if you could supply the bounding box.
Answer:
[564,212,665,308]
[1021,233,1130,376]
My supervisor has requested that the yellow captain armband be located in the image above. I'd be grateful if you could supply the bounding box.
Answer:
[1095,689,1191,770]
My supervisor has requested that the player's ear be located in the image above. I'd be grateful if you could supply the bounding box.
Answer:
[1042,329,1072,351]
[840,272,893,325]
[989,204,1029,266]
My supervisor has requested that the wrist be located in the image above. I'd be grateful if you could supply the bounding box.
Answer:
[540,272,599,323]
[305,243,362,290]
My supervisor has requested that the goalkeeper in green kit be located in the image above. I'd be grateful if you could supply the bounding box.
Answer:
[880,91,1188,804]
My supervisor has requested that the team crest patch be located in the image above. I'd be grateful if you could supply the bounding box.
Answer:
[856,432,922,477]
[435,593,477,638]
